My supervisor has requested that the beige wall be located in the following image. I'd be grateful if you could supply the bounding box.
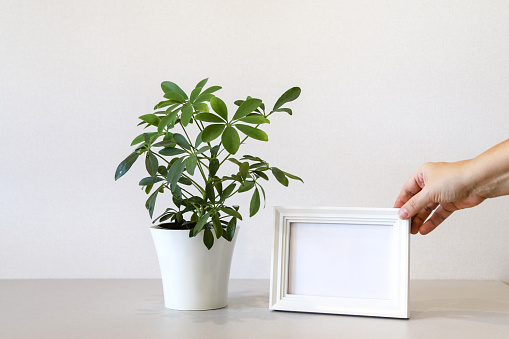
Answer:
[1,0,508,280]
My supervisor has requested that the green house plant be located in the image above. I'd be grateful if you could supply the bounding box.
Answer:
[115,78,302,310]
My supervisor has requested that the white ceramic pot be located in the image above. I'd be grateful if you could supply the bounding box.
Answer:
[150,225,238,310]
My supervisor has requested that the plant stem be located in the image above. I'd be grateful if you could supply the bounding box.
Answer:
[181,174,206,195]
[180,121,208,184]
[152,150,205,195]
[151,151,171,165]
[218,121,263,166]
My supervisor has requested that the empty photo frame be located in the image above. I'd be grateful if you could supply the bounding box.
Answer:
[270,207,410,319]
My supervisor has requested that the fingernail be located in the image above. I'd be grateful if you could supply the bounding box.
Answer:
[399,208,409,219]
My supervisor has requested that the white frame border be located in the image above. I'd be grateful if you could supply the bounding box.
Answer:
[270,206,410,319]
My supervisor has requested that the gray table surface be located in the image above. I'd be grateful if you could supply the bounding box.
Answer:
[1,279,509,338]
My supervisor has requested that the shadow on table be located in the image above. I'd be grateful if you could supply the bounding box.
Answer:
[134,287,320,325]
[410,297,509,326]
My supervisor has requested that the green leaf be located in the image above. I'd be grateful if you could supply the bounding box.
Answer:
[172,184,182,201]
[166,159,186,195]
[131,132,158,146]
[242,155,263,162]
[254,170,269,180]
[209,158,220,177]
[145,189,158,218]
[273,87,301,111]
[167,157,180,168]
[195,132,203,148]
[196,146,210,154]
[238,180,255,193]
[154,100,174,110]
[115,152,139,180]
[158,166,168,177]
[166,158,184,182]
[143,133,151,145]
[163,132,174,141]
[228,158,242,166]
[271,167,289,186]
[178,177,192,185]
[185,155,197,175]
[222,126,240,154]
[223,218,237,241]
[161,81,188,99]
[233,98,262,121]
[195,78,208,89]
[145,153,158,176]
[139,177,164,186]
[284,171,304,183]
[239,115,270,124]
[202,85,222,95]
[214,180,223,196]
[139,114,160,127]
[191,212,198,222]
[195,86,222,102]
[194,94,213,103]
[169,161,186,188]
[203,228,214,250]
[235,124,268,141]
[152,140,176,148]
[212,213,222,238]
[193,102,209,112]
[163,91,186,103]
[211,145,220,158]
[250,162,267,170]
[201,124,225,142]
[259,185,266,207]
[275,108,292,115]
[220,183,236,201]
[159,148,186,156]
[159,213,174,223]
[194,113,225,123]
[153,110,168,116]
[190,86,202,103]
[250,188,261,217]
[239,162,249,179]
[210,96,228,120]
[235,97,263,113]
[220,207,242,220]
[192,212,210,236]
[206,183,215,202]
[180,104,194,126]
[158,109,179,133]
[173,133,191,150]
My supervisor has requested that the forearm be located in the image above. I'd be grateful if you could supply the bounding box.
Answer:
[468,139,509,199]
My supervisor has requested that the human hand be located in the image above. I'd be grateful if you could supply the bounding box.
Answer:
[393,161,486,235]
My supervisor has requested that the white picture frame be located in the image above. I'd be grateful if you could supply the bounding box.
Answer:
[270,207,410,319]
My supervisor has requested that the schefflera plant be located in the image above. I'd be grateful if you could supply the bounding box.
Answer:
[115,78,302,249]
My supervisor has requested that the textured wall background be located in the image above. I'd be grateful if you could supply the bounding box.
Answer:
[1,0,508,280]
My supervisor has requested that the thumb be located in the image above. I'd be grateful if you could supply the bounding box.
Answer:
[398,189,432,220]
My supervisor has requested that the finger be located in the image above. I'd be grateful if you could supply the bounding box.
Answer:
[394,171,424,209]
[410,202,439,234]
[399,188,433,220]
[419,204,456,235]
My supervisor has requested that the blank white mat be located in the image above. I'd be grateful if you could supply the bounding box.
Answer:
[287,222,394,300]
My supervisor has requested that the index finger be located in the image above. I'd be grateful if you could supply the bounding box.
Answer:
[393,170,424,208]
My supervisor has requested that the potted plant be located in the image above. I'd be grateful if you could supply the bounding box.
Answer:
[115,78,302,310]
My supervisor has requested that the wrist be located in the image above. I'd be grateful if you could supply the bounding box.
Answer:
[468,150,509,199]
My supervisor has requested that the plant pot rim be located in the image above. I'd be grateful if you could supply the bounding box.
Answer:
[150,222,190,231]
[150,222,239,231]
